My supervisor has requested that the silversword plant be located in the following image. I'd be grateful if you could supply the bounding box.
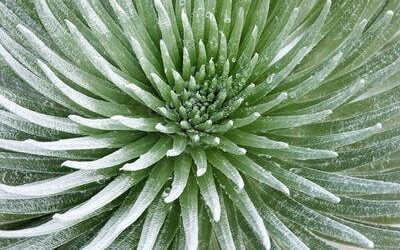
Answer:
[0,0,400,249]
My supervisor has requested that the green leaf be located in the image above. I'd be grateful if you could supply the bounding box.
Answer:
[17,24,128,103]
[294,167,400,195]
[0,94,87,135]
[216,172,271,250]
[53,172,147,222]
[38,61,136,117]
[137,195,172,250]
[210,191,237,250]
[225,130,289,149]
[207,150,244,189]
[0,169,111,197]
[253,157,340,203]
[246,183,308,250]
[83,161,173,249]
[27,132,140,151]
[164,154,191,203]
[189,147,208,177]
[4,215,107,250]
[226,154,289,195]
[166,135,188,157]
[258,186,374,248]
[111,115,163,132]
[179,174,199,249]
[121,136,171,171]
[246,110,333,132]
[196,167,221,222]
[153,203,180,250]
[62,135,157,170]
[0,187,99,215]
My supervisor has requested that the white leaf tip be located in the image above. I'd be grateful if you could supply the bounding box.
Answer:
[120,163,133,171]
[23,139,36,144]
[111,115,123,120]
[363,238,374,249]
[52,213,66,221]
[155,123,165,131]
[279,92,288,99]
[375,122,383,129]
[196,168,207,176]
[237,181,245,190]
[212,209,221,222]
[238,148,247,155]
[282,186,290,196]
[68,114,78,119]
[61,161,70,167]
[280,142,289,148]
[332,196,341,203]
[386,10,394,16]
[163,196,175,203]
[36,58,46,66]
[65,19,75,28]
[16,24,25,31]
[166,149,178,157]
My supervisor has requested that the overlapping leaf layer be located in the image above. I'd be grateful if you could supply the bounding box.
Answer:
[0,0,400,249]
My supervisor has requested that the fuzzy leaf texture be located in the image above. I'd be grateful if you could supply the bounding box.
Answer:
[0,0,399,249]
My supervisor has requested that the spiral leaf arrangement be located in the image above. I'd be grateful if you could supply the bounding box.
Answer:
[0,0,400,249]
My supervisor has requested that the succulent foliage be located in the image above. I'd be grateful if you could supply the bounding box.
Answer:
[0,0,400,249]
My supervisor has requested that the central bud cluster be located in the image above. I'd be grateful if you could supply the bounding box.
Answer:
[158,55,250,145]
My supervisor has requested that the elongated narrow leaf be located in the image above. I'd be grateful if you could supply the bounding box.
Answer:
[179,174,199,250]
[121,136,171,171]
[0,170,111,197]
[247,183,308,250]
[216,172,271,249]
[38,61,135,117]
[166,135,188,157]
[111,115,163,132]
[17,24,128,103]
[227,154,289,195]
[83,161,173,249]
[253,157,340,203]
[0,1,399,249]
[153,203,180,250]
[62,135,157,170]
[226,130,289,149]
[211,191,237,250]
[137,195,172,250]
[0,95,87,134]
[246,110,333,132]
[54,172,147,221]
[258,186,374,248]
[196,167,221,222]
[27,132,139,151]
[207,150,244,189]
[68,115,131,131]
[189,147,208,176]
[164,154,191,203]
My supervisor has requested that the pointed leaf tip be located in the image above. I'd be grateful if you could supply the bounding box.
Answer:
[197,168,207,177]
[386,10,394,16]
